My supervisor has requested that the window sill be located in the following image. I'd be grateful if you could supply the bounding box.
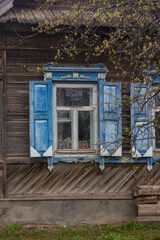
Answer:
[54,150,98,158]
[153,149,160,153]
[55,149,96,154]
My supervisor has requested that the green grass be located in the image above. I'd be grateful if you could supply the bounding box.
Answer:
[0,222,160,240]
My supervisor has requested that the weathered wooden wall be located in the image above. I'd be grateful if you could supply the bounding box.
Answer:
[0,32,6,197]
[6,32,53,162]
[0,0,152,225]
[0,53,4,157]
[5,31,130,164]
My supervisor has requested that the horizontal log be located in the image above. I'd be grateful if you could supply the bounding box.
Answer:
[137,203,160,216]
[1,193,132,201]
[133,186,160,197]
[138,190,160,197]
[139,186,160,191]
[6,157,46,164]
[136,216,160,222]
[135,196,158,204]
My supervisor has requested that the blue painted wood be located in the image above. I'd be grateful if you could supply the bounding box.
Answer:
[153,157,160,163]
[47,157,54,171]
[151,75,160,84]
[51,72,99,82]
[29,64,160,170]
[147,157,153,172]
[43,63,107,72]
[53,156,100,163]
[43,63,107,82]
[50,156,155,164]
[131,83,153,157]
[99,157,105,171]
[151,67,160,84]
[35,85,48,112]
[29,81,53,157]
[143,67,160,85]
[35,120,48,152]
[99,81,122,156]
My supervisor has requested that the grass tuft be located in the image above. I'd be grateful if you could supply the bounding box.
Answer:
[0,222,160,239]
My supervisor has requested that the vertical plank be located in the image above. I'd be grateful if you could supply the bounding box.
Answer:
[0,52,4,157]
[3,48,7,197]
[0,32,7,197]
[0,50,4,156]
[0,51,5,197]
[0,170,2,198]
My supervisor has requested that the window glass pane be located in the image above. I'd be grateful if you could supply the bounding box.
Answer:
[57,88,91,106]
[57,110,73,149]
[155,92,160,107]
[57,111,71,120]
[78,111,93,149]
[155,112,160,148]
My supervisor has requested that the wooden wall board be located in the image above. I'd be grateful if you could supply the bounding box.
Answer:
[0,0,14,18]
[0,47,6,196]
[3,31,131,163]
[5,163,147,197]
[0,170,2,197]
[0,51,5,157]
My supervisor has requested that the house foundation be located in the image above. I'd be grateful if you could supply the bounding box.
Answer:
[0,199,135,226]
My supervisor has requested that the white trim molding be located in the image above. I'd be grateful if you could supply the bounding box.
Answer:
[30,146,41,157]
[112,146,122,157]
[143,146,153,157]
[43,145,53,157]
[132,146,141,158]
[100,145,110,156]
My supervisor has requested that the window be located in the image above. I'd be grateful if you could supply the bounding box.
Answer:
[30,65,160,171]
[53,84,97,153]
[29,64,123,171]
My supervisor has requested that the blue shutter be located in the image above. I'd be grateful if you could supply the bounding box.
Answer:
[29,81,53,157]
[99,82,122,157]
[131,83,153,158]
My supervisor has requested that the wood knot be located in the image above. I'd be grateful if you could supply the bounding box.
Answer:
[8,108,13,113]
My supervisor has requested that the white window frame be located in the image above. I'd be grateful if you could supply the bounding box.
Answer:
[53,83,98,156]
[152,89,160,152]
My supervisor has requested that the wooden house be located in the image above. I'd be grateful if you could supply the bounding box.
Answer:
[0,0,160,225]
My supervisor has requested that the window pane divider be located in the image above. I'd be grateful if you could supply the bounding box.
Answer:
[57,119,71,123]
[73,109,78,150]
[56,106,94,111]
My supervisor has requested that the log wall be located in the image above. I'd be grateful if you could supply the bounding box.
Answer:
[134,186,160,223]
[4,31,131,163]
[0,33,6,196]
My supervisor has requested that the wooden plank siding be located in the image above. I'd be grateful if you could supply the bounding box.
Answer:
[5,31,131,162]
[6,162,160,198]
[5,163,147,198]
[0,51,5,157]
[0,33,6,195]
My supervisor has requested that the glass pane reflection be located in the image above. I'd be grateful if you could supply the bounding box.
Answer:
[155,112,160,148]
[57,110,72,149]
[78,111,93,149]
[57,88,91,106]
[155,92,160,107]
